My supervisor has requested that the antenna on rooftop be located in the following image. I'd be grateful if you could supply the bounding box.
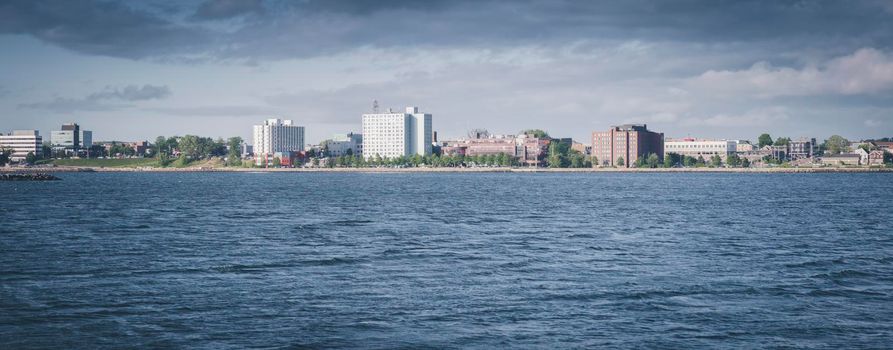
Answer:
[372,100,379,113]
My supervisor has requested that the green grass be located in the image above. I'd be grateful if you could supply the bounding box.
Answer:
[52,158,160,168]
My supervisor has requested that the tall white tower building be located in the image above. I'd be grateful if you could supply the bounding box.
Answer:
[361,106,432,159]
[252,118,305,156]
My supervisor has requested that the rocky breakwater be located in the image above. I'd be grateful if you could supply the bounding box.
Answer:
[0,173,61,181]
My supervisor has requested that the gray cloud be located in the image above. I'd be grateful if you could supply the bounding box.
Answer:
[19,84,171,111]
[687,48,893,97]
[88,85,172,101]
[145,105,275,117]
[192,0,264,20]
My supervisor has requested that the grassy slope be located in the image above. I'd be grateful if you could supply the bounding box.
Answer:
[51,157,230,168]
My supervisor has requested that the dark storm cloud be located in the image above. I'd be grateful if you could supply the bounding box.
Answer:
[0,0,208,59]
[192,0,264,20]
[1,0,892,60]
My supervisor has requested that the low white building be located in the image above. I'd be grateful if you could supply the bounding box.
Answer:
[664,138,736,159]
[362,106,432,159]
[322,132,363,157]
[0,130,43,161]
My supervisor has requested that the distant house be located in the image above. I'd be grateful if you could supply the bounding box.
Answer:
[820,154,861,166]
[762,145,787,160]
[868,150,886,166]
[855,148,870,165]
[875,142,893,153]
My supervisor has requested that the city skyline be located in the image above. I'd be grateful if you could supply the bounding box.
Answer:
[2,1,893,144]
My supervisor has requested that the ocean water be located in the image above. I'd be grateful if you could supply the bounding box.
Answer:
[1,172,892,349]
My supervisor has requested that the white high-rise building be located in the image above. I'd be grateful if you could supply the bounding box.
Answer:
[362,106,432,159]
[0,130,43,161]
[252,118,305,156]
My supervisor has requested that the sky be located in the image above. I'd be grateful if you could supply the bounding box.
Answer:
[2,0,893,144]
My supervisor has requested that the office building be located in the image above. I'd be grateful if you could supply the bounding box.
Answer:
[50,123,92,155]
[591,124,664,167]
[788,138,816,160]
[322,132,363,157]
[734,140,755,153]
[362,106,432,159]
[438,133,550,166]
[241,144,253,158]
[252,119,305,157]
[571,141,591,155]
[664,138,736,160]
[463,135,517,157]
[0,130,43,161]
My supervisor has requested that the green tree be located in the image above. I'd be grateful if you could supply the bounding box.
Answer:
[710,154,723,167]
[226,137,243,166]
[25,152,37,164]
[727,153,741,167]
[0,147,13,166]
[500,153,513,167]
[522,129,549,138]
[272,157,281,168]
[758,133,774,148]
[178,135,200,159]
[646,153,660,168]
[490,154,498,166]
[742,158,751,168]
[616,156,625,166]
[824,135,850,155]
[154,136,168,155]
[591,155,599,167]
[41,142,52,160]
[547,143,566,168]
[569,152,584,168]
[312,157,320,167]
[696,155,706,167]
[664,153,681,168]
[774,137,791,146]
[172,155,191,167]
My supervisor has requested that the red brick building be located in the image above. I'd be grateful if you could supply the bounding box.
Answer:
[591,124,664,167]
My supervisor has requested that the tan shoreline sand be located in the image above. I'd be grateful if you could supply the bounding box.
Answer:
[4,166,892,173]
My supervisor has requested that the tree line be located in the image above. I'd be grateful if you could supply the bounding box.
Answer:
[310,153,520,168]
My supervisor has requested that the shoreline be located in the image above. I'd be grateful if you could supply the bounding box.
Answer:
[3,166,892,174]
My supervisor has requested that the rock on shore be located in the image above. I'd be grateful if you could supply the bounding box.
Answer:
[0,173,61,181]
